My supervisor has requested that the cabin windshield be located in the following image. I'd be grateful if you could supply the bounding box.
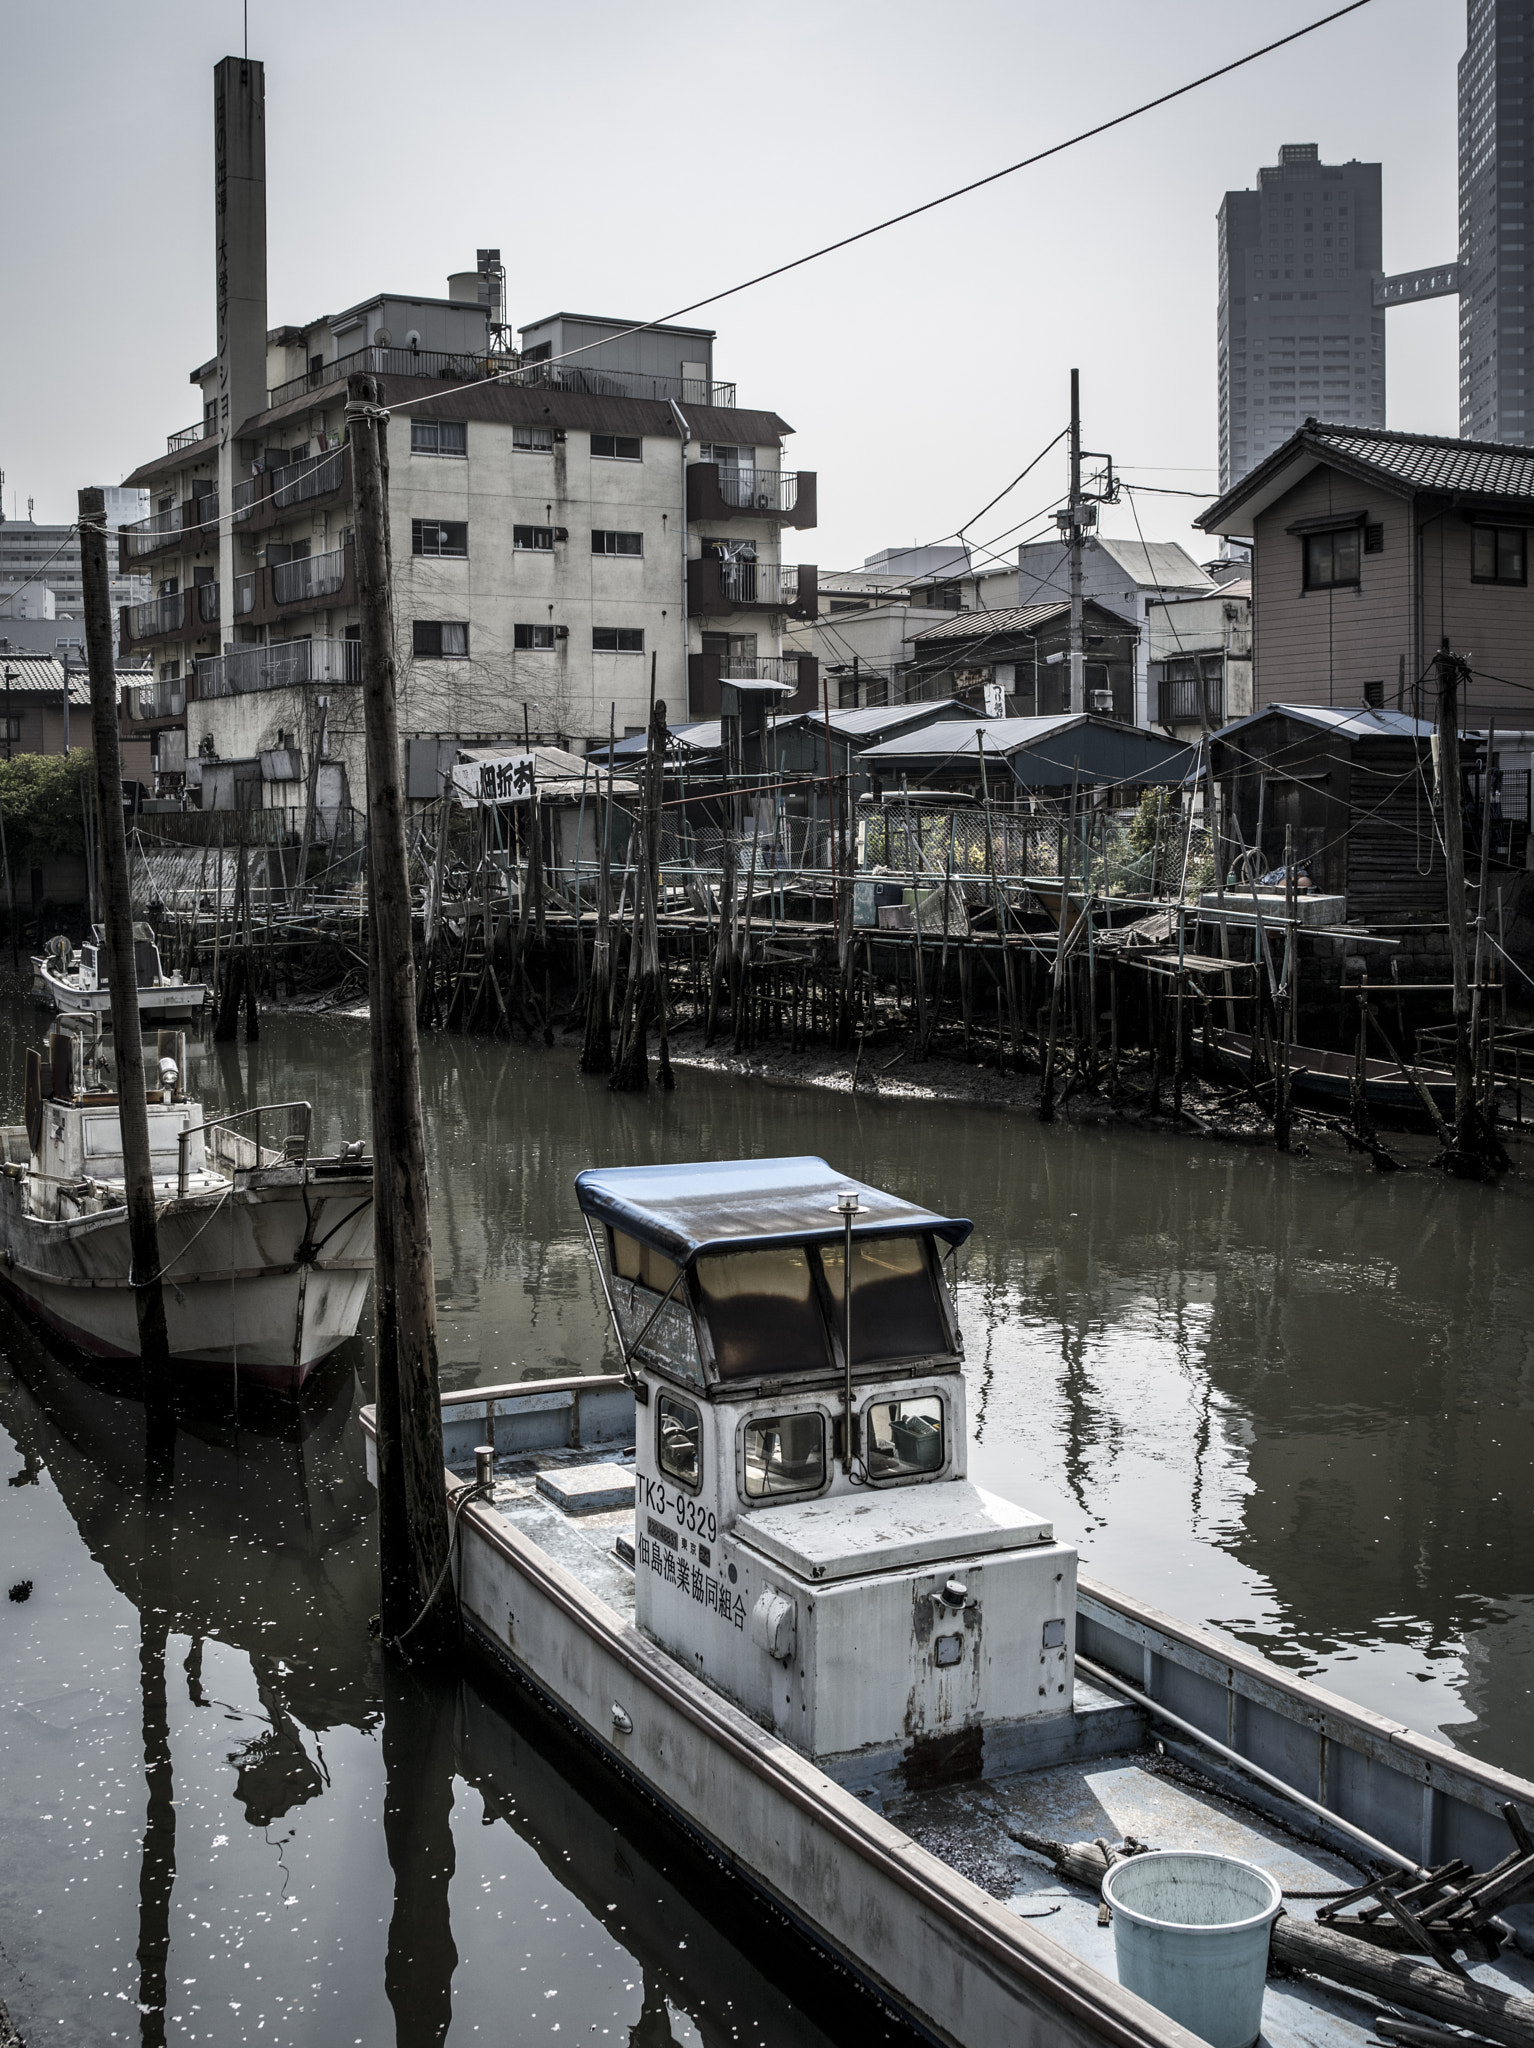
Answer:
[693,1246,833,1381]
[819,1235,948,1364]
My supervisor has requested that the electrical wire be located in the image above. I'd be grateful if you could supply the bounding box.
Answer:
[383,0,1377,418]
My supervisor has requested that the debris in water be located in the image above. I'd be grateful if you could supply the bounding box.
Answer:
[8,1580,33,1603]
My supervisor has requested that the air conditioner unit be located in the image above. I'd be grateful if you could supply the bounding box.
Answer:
[1090,688,1114,713]
[554,625,569,640]
[554,527,569,542]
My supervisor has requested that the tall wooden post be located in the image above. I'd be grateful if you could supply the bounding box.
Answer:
[78,487,173,1396]
[347,375,451,1647]
[1435,648,1479,1167]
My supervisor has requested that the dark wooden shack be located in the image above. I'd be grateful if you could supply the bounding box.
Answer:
[1211,704,1457,925]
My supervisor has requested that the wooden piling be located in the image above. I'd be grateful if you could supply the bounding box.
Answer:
[79,484,173,1422]
[348,372,451,1652]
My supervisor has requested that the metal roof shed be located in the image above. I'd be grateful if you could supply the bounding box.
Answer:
[858,714,1193,795]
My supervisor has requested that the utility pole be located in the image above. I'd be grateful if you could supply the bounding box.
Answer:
[1066,369,1085,715]
[78,487,173,1398]
[347,373,452,1651]
[1434,646,1483,1171]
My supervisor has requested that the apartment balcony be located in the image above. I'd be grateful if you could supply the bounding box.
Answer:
[231,446,349,535]
[511,362,736,408]
[233,543,357,629]
[195,635,362,701]
[272,545,349,607]
[686,463,817,529]
[120,593,186,654]
[1155,662,1224,730]
[118,491,219,570]
[688,560,818,619]
[124,678,188,724]
[687,651,819,720]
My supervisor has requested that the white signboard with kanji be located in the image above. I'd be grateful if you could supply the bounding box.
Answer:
[450,753,537,806]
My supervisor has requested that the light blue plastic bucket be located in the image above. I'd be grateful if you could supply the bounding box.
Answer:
[1101,1851,1282,2048]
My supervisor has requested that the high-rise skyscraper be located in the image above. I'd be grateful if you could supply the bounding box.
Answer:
[1217,144,1385,489]
[1459,0,1534,440]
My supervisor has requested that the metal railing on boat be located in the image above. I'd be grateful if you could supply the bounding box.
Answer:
[177,1100,312,1196]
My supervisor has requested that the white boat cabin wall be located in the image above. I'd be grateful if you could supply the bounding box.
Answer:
[23,1020,208,1219]
[577,1159,1077,1784]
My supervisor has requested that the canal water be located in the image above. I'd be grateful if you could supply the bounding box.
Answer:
[2,1006,1531,2045]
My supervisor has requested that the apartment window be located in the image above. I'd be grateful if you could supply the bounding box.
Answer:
[159,661,181,683]
[514,622,557,650]
[412,519,468,557]
[590,433,642,461]
[513,426,554,451]
[1303,527,1360,590]
[1471,524,1526,584]
[411,419,468,457]
[514,525,554,551]
[412,620,470,658]
[593,627,644,652]
[592,530,643,556]
[701,443,749,466]
[308,354,324,379]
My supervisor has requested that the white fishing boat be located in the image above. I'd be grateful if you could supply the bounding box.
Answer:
[0,1012,373,1393]
[32,925,206,1021]
[367,1156,1534,2048]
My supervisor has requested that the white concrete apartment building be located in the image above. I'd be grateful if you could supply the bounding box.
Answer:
[116,57,817,816]
[1016,535,1216,728]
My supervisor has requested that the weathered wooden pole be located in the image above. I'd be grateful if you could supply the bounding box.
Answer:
[1435,648,1480,1168]
[79,486,173,1398]
[347,374,452,1649]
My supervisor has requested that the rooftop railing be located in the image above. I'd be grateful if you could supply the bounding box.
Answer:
[196,635,362,700]
[272,546,347,606]
[167,419,213,454]
[266,343,737,413]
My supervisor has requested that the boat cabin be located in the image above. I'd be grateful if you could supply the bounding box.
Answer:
[19,1017,207,1218]
[576,1157,1076,1782]
[69,924,173,992]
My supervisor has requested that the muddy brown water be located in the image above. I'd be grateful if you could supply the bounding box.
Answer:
[2,1006,1531,2046]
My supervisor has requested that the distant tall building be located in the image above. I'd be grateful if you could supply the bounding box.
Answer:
[1217,144,1385,489]
[1459,0,1534,441]
[0,491,148,622]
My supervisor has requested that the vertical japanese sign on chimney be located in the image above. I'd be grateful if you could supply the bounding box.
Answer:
[214,57,268,650]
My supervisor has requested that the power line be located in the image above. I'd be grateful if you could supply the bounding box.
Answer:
[388,0,1376,417]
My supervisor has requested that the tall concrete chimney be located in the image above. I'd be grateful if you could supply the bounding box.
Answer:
[214,56,267,651]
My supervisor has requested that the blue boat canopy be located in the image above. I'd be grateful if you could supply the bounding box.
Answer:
[574,1157,973,1267]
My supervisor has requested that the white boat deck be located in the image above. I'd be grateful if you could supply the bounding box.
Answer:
[461,1438,1534,2048]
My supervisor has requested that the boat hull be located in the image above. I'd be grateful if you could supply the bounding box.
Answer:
[33,959,207,1021]
[0,1167,373,1395]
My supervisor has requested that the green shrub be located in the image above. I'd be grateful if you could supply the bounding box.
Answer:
[0,751,95,872]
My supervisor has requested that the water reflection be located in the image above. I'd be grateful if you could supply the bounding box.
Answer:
[0,1324,915,2046]
[2,1005,1530,2040]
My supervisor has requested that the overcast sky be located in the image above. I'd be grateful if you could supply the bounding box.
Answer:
[2,0,1464,574]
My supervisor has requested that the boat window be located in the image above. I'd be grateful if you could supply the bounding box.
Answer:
[819,1235,949,1364]
[657,1393,702,1491]
[693,1246,833,1381]
[611,1228,680,1296]
[863,1394,945,1481]
[743,1410,826,1500]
